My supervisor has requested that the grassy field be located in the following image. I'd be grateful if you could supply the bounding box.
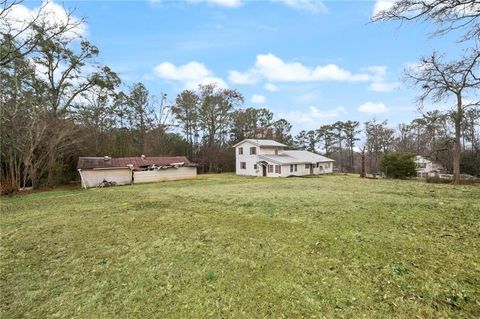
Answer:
[1,174,479,318]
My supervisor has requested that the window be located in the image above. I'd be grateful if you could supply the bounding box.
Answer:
[240,162,246,169]
[290,164,294,173]
[305,164,309,169]
[294,164,298,172]
[417,163,426,168]
[268,165,274,173]
[238,147,243,155]
[254,164,258,170]
[275,165,281,174]
[250,147,257,155]
[324,163,330,169]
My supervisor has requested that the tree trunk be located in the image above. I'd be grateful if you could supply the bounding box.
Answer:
[452,93,462,184]
[360,147,366,178]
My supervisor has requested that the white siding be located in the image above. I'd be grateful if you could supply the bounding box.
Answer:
[133,167,197,184]
[79,168,132,188]
[258,146,283,155]
[234,140,334,177]
[315,162,334,174]
[280,162,333,177]
[415,156,443,175]
[235,141,261,176]
[262,162,282,177]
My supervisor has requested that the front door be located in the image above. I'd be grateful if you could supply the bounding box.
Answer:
[310,164,313,175]
[262,165,267,176]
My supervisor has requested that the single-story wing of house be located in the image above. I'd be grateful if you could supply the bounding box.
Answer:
[77,155,197,188]
[233,139,335,177]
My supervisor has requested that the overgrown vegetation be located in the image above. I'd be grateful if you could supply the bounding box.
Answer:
[1,174,479,318]
[380,152,416,179]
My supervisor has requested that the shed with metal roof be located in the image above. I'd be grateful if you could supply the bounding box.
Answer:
[77,156,196,188]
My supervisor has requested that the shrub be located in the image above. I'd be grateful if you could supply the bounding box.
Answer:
[380,152,416,179]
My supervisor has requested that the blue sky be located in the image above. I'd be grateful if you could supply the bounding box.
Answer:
[22,0,459,133]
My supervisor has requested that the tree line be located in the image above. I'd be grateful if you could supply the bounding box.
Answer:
[292,113,479,176]
[1,0,479,193]
[0,1,299,193]
[372,0,480,184]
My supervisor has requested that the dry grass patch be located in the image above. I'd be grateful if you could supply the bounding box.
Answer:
[1,174,479,318]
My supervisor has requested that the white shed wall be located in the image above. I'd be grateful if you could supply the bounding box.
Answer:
[80,168,132,188]
[133,167,197,184]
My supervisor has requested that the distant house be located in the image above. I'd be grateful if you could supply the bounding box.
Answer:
[233,139,334,177]
[77,155,196,188]
[414,155,444,178]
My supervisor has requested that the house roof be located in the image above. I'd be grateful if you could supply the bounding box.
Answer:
[77,156,191,170]
[232,139,287,148]
[259,151,334,164]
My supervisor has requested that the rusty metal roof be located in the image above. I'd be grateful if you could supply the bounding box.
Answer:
[77,156,192,170]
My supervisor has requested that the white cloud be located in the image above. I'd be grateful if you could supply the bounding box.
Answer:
[188,0,243,8]
[264,83,279,92]
[0,0,87,40]
[229,53,375,84]
[153,61,227,89]
[363,65,386,81]
[279,106,347,126]
[372,0,396,16]
[368,81,400,92]
[277,0,329,14]
[228,70,258,85]
[251,94,266,104]
[156,0,329,12]
[154,61,211,81]
[363,65,400,92]
[358,102,389,114]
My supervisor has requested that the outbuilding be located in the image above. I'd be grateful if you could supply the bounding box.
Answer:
[77,156,196,188]
[414,155,445,178]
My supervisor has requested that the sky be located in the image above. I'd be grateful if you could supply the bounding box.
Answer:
[16,0,461,133]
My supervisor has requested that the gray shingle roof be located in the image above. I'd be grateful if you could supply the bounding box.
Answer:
[259,151,334,164]
[232,139,287,148]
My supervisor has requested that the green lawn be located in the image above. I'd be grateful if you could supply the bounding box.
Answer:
[1,174,479,318]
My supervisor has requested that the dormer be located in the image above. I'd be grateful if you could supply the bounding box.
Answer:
[233,139,287,156]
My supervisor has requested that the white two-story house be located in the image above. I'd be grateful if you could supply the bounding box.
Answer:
[414,155,445,178]
[233,139,335,177]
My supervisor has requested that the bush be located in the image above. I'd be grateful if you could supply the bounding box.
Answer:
[380,152,416,179]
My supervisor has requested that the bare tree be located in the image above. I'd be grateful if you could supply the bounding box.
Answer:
[0,0,85,66]
[407,50,480,183]
[372,0,480,41]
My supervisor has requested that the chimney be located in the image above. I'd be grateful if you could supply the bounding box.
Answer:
[104,156,110,161]
[141,155,146,159]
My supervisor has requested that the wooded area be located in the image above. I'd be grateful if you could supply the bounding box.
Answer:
[1,0,479,194]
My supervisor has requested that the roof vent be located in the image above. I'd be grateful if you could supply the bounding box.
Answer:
[141,154,146,159]
[104,156,111,161]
